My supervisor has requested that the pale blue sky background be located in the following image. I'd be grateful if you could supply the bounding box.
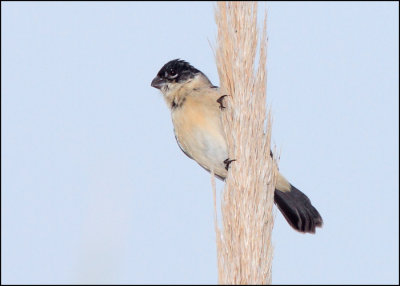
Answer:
[2,2,398,284]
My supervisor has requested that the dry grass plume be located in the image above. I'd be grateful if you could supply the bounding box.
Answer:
[212,2,277,284]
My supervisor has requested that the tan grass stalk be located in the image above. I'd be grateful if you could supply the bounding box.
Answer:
[212,2,277,284]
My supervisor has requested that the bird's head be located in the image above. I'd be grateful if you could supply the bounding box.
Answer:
[151,59,211,95]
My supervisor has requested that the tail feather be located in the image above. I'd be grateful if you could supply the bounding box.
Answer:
[274,185,323,233]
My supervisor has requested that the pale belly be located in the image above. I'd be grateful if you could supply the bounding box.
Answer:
[172,109,228,179]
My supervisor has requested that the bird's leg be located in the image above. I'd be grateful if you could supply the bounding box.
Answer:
[217,95,230,110]
[224,158,236,171]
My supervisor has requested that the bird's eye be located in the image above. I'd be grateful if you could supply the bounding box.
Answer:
[167,68,178,79]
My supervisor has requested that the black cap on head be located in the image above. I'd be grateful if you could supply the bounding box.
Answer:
[157,59,200,78]
[151,59,202,89]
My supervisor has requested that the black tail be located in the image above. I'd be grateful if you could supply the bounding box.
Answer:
[274,185,323,233]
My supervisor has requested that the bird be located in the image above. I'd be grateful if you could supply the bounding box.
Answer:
[151,59,323,233]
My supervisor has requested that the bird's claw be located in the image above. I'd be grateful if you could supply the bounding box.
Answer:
[224,158,236,171]
[217,95,230,110]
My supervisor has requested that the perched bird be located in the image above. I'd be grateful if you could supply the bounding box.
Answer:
[151,59,323,233]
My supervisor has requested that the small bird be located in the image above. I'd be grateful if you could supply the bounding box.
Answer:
[151,59,323,233]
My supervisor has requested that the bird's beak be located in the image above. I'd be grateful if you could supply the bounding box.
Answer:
[151,76,165,90]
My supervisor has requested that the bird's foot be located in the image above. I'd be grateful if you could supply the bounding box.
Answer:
[217,95,230,110]
[224,158,236,171]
